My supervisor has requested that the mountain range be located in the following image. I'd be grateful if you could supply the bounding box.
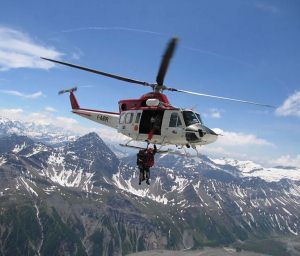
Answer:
[0,117,300,256]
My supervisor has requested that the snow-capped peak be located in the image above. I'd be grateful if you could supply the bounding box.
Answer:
[212,157,300,182]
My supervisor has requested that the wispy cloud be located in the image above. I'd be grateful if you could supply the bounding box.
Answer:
[62,26,163,36]
[204,108,223,119]
[70,47,83,60]
[0,107,128,142]
[276,91,300,117]
[182,45,256,69]
[201,146,248,160]
[45,106,57,112]
[0,89,44,99]
[201,129,275,167]
[273,154,300,168]
[0,26,62,71]
[0,107,79,130]
[0,108,24,119]
[212,128,273,146]
[255,2,279,14]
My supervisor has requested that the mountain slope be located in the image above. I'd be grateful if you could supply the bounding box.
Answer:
[0,126,299,255]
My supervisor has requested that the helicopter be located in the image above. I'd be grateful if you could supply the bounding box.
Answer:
[41,38,273,152]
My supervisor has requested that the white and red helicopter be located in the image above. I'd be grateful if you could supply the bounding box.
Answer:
[42,38,273,152]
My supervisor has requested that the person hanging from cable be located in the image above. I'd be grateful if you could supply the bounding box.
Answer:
[136,144,157,185]
[137,148,147,185]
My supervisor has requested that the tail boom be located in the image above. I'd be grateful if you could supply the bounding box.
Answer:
[60,87,119,129]
[72,108,119,129]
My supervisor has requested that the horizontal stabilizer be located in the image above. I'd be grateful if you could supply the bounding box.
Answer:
[58,87,77,95]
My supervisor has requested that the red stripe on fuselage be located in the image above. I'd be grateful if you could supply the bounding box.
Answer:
[75,112,91,117]
[73,108,119,115]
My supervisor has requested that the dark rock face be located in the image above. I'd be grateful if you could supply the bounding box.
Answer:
[0,127,299,255]
[0,134,34,154]
[63,132,119,178]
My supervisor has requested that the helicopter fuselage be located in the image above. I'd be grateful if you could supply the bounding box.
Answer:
[71,91,218,147]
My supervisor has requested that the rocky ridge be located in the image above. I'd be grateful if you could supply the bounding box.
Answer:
[0,118,300,255]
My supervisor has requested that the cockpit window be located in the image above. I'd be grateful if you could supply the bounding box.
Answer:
[195,113,203,124]
[183,111,200,126]
[169,112,182,127]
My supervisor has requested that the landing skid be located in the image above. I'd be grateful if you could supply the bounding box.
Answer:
[168,147,200,157]
[119,140,200,156]
[119,143,169,154]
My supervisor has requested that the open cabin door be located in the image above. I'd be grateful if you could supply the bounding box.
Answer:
[139,110,164,135]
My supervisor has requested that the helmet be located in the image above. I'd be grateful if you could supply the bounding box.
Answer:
[147,148,154,153]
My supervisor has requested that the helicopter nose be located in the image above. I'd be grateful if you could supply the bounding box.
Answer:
[204,126,218,136]
[185,124,218,144]
[202,126,218,143]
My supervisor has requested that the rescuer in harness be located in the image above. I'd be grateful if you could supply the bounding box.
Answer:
[136,144,157,185]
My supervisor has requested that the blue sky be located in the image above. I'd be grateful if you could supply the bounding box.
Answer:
[0,0,299,166]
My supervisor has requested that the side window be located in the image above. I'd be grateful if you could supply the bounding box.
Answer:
[135,113,141,123]
[169,113,182,127]
[119,113,125,124]
[125,113,133,124]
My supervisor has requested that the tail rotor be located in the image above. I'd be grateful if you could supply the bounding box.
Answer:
[58,86,77,95]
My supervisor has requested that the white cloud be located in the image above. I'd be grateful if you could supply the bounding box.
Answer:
[70,47,83,60]
[71,52,81,60]
[273,155,300,168]
[56,116,78,125]
[203,108,222,119]
[255,3,279,14]
[0,108,24,120]
[211,112,221,119]
[201,146,247,159]
[0,89,44,99]
[276,91,300,117]
[62,26,163,36]
[199,128,275,166]
[0,26,62,71]
[24,112,80,130]
[0,107,128,141]
[212,128,273,146]
[209,108,222,118]
[0,107,75,128]
[45,106,57,112]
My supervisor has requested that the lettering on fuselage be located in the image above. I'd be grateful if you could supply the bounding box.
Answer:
[97,115,109,122]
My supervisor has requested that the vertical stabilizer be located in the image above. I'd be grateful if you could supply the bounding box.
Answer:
[58,87,80,109]
[70,91,80,109]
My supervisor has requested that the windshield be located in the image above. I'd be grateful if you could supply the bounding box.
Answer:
[183,111,200,126]
[195,113,203,124]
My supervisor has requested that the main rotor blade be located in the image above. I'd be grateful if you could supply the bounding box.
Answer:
[156,37,178,86]
[167,88,275,108]
[41,57,151,87]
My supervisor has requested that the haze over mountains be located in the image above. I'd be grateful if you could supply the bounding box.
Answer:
[0,116,300,256]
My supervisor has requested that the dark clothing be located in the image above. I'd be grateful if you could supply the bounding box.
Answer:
[138,166,150,185]
[137,149,146,168]
[137,145,157,185]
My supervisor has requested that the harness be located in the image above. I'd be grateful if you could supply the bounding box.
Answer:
[137,149,155,168]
